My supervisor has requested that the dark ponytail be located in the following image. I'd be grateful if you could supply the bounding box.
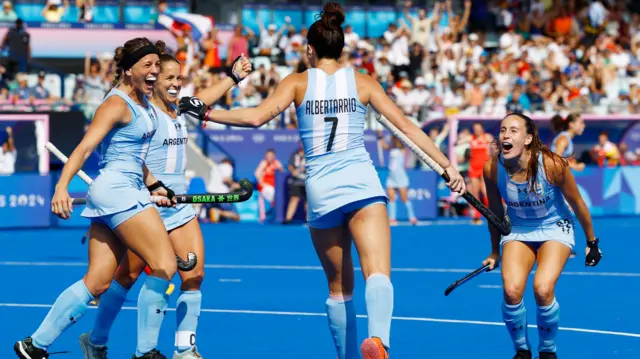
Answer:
[499,113,568,194]
[307,2,346,60]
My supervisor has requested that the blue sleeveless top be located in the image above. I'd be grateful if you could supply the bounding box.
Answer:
[550,131,573,158]
[497,154,574,226]
[295,68,368,159]
[99,88,158,172]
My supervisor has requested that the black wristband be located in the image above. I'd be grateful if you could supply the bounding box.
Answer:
[587,238,599,248]
[226,56,242,84]
[147,181,165,192]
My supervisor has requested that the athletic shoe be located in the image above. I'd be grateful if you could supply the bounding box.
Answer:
[14,337,48,359]
[172,346,203,359]
[79,332,108,359]
[360,337,388,359]
[513,350,532,359]
[539,352,557,359]
[132,349,167,359]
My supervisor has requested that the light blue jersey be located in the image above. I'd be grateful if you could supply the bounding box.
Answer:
[550,131,573,158]
[386,148,409,189]
[295,68,386,228]
[82,88,158,229]
[146,102,196,231]
[497,153,576,249]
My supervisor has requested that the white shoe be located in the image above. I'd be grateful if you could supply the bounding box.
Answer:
[173,345,203,359]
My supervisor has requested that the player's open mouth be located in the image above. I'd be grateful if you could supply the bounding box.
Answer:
[168,88,178,96]
[502,142,513,152]
[144,75,157,88]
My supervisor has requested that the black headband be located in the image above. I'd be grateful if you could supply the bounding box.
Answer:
[117,44,160,71]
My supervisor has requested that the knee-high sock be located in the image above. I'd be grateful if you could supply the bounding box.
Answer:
[325,295,359,359]
[31,280,94,350]
[404,200,416,220]
[537,298,560,353]
[365,273,394,348]
[135,276,170,357]
[175,290,202,352]
[388,200,397,221]
[502,301,530,351]
[90,280,128,346]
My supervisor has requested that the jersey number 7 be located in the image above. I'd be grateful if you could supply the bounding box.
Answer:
[325,117,338,152]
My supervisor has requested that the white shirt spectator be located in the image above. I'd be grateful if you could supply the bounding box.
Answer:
[0,147,17,175]
[258,26,280,51]
[390,34,410,66]
[207,161,234,193]
[344,31,360,50]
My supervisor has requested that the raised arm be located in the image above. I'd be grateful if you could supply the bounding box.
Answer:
[181,73,298,128]
[195,55,252,105]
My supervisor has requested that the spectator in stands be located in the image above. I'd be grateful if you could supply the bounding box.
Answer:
[403,1,440,50]
[255,17,288,57]
[619,142,640,166]
[0,126,16,175]
[255,148,284,223]
[206,158,240,223]
[0,0,17,21]
[30,71,50,101]
[76,0,93,22]
[41,0,68,23]
[591,131,620,167]
[82,52,109,120]
[1,18,30,80]
[226,26,252,67]
[150,0,167,24]
[284,145,306,224]
[10,73,30,101]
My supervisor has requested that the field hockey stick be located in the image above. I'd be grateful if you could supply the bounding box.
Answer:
[444,262,499,296]
[45,142,198,271]
[374,115,512,236]
[69,179,254,205]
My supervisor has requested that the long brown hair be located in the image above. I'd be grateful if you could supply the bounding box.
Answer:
[498,113,568,193]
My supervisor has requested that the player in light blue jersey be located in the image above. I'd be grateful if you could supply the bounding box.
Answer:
[178,3,465,359]
[78,54,253,359]
[550,113,586,171]
[482,113,602,359]
[15,38,179,359]
[377,131,418,225]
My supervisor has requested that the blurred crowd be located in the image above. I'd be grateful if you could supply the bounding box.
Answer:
[2,0,640,123]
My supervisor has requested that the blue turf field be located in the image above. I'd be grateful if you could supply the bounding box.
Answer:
[0,218,638,358]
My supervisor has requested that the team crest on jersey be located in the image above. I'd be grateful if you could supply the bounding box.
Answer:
[174,122,182,130]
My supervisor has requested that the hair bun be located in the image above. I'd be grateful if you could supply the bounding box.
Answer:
[155,40,167,55]
[320,2,345,30]
[113,46,125,64]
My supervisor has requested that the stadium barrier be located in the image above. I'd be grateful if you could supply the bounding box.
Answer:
[1,165,638,229]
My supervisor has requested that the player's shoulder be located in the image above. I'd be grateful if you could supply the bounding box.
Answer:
[96,93,129,118]
[542,151,568,185]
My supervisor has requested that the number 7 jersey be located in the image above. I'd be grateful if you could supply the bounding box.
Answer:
[294,67,386,224]
[296,68,368,157]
